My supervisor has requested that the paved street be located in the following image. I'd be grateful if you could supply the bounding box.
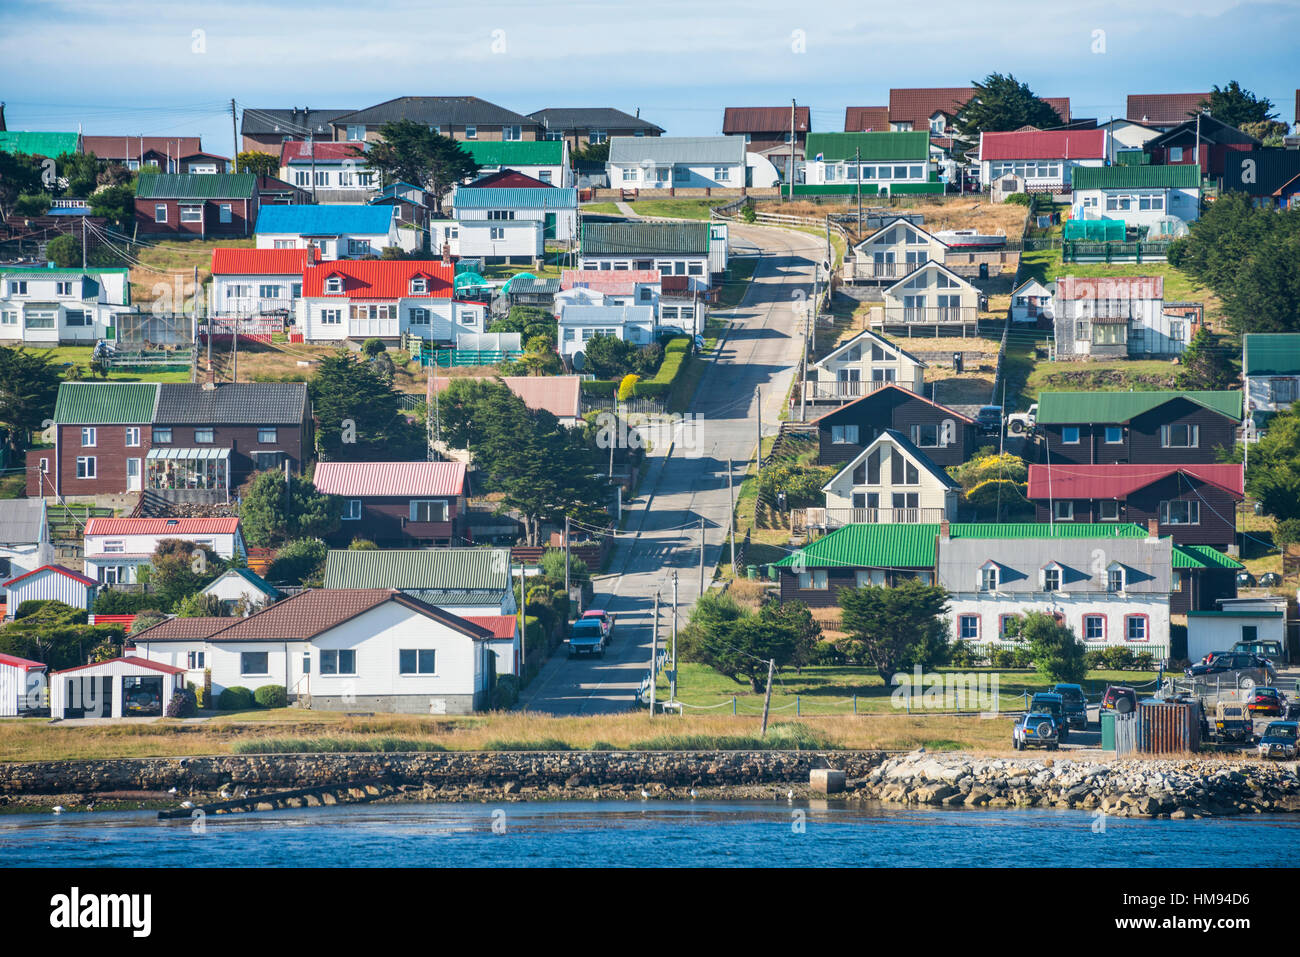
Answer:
[517,224,826,714]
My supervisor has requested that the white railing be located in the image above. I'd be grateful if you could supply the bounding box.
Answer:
[799,506,947,528]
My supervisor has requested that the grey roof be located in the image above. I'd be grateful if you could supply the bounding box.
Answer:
[937,534,1171,594]
[507,276,560,295]
[154,383,308,425]
[332,97,539,129]
[403,588,510,606]
[581,221,710,255]
[240,108,356,137]
[559,304,656,325]
[608,135,745,166]
[324,547,513,591]
[814,328,927,370]
[0,499,45,546]
[529,108,664,134]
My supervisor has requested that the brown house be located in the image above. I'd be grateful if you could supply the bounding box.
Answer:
[239,108,356,154]
[312,462,469,547]
[722,106,809,168]
[329,97,543,145]
[812,385,977,469]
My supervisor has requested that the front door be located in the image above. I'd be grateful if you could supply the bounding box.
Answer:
[544,213,557,239]
[126,457,142,491]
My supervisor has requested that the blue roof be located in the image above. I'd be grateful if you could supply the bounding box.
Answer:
[255,204,395,236]
[453,187,577,210]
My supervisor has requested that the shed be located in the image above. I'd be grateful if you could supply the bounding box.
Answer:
[1186,610,1286,663]
[50,656,185,719]
[201,567,282,615]
[0,652,47,717]
[1,565,96,619]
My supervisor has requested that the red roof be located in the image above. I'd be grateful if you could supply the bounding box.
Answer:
[2,564,96,588]
[1041,98,1072,123]
[313,461,467,497]
[560,269,661,292]
[0,652,46,672]
[464,615,518,639]
[500,376,582,420]
[55,655,186,676]
[809,383,975,425]
[465,169,554,189]
[978,129,1105,161]
[85,517,241,537]
[302,260,453,299]
[889,88,974,128]
[722,106,810,134]
[1056,275,1163,301]
[211,247,317,276]
[1027,464,1244,501]
[844,106,890,132]
[82,136,202,162]
[130,617,233,642]
[1127,93,1210,126]
[279,140,368,164]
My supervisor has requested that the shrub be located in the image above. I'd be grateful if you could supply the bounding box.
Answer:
[129,609,169,635]
[266,537,327,585]
[483,739,573,751]
[491,673,520,710]
[254,684,288,709]
[1132,651,1155,672]
[217,686,255,711]
[1101,646,1135,671]
[166,685,197,718]
[93,590,158,615]
[361,338,386,358]
[949,642,977,668]
[990,648,1016,669]
[1083,649,1106,670]
[1003,192,1031,206]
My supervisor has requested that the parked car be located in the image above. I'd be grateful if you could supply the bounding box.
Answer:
[581,609,614,643]
[1234,639,1285,664]
[1101,685,1138,716]
[1211,701,1254,744]
[1013,711,1060,751]
[567,618,606,659]
[1006,403,1038,435]
[1247,687,1286,717]
[1052,683,1088,729]
[124,690,161,714]
[976,405,1003,435]
[1258,721,1299,760]
[1187,653,1278,685]
[1029,692,1069,741]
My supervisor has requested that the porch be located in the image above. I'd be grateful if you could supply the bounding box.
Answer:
[794,506,948,532]
[145,447,230,503]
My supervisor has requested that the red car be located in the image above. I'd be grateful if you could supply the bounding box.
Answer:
[1247,687,1285,717]
[581,609,614,642]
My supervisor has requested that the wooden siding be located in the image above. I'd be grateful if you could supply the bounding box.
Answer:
[334,495,465,546]
[1031,475,1238,547]
[817,391,975,468]
[1041,398,1236,466]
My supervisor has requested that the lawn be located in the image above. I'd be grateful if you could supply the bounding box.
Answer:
[1024,357,1179,400]
[0,473,26,499]
[580,202,622,215]
[629,199,718,220]
[714,255,758,309]
[40,346,193,384]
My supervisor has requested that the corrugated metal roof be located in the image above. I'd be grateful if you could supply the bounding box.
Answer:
[978,129,1106,161]
[0,652,46,671]
[3,563,96,588]
[0,500,45,546]
[1244,333,1300,377]
[1056,274,1163,302]
[240,108,355,137]
[0,265,128,277]
[464,615,517,638]
[558,304,655,325]
[53,382,158,424]
[452,187,576,209]
[301,259,453,298]
[134,173,258,199]
[1072,164,1201,190]
[722,106,810,134]
[145,447,231,461]
[55,656,184,676]
[461,140,564,167]
[313,461,467,497]
[561,268,660,291]
[279,140,368,164]
[528,108,664,134]
[154,382,308,425]
[1026,464,1244,500]
[1126,93,1209,126]
[1225,149,1300,196]
[581,221,709,255]
[1174,545,1243,570]
[844,106,890,132]
[0,131,79,157]
[82,136,201,161]
[500,375,582,419]
[85,517,241,537]
[324,548,512,591]
[805,132,929,162]
[211,248,316,275]
[1036,390,1242,424]
[256,203,394,235]
[608,135,744,166]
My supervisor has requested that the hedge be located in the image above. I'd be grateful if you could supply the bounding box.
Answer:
[217,686,255,711]
[254,684,288,709]
[578,336,691,399]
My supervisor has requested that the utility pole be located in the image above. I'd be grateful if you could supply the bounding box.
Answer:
[191,264,199,384]
[787,99,796,198]
[518,563,526,679]
[670,571,678,704]
[699,515,706,596]
[649,591,659,715]
[755,386,762,469]
[231,317,238,383]
[564,514,571,601]
[727,458,736,574]
[855,145,862,234]
[81,216,86,270]
[230,99,238,164]
[800,318,808,422]
[760,658,775,736]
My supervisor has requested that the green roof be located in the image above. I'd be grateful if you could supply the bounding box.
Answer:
[1072,164,1202,190]
[581,221,710,255]
[805,132,930,162]
[774,522,1152,570]
[463,140,564,167]
[1036,390,1242,424]
[0,266,129,278]
[135,173,258,199]
[1243,334,1300,377]
[0,131,79,157]
[1173,545,1244,570]
[53,382,159,424]
[323,548,512,591]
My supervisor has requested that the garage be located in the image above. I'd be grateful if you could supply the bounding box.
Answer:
[50,657,184,720]
[0,653,47,717]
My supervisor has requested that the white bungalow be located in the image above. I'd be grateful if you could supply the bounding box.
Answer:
[83,517,247,586]
[558,304,657,358]
[1010,278,1055,324]
[1,564,96,619]
[876,261,980,329]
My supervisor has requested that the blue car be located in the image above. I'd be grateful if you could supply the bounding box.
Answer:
[567,619,606,659]
[1257,721,1299,760]
[1013,712,1060,751]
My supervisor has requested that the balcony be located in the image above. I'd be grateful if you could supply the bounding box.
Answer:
[218,297,295,317]
[802,379,903,402]
[846,259,928,281]
[871,304,979,331]
[796,506,947,530]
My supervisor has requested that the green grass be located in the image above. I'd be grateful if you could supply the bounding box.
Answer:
[580,202,622,215]
[715,255,758,309]
[630,199,717,220]
[0,473,26,499]
[231,737,449,754]
[1025,358,1180,400]
[630,723,833,751]
[1019,248,1222,323]
[37,346,193,383]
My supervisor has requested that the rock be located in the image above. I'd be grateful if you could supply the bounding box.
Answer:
[810,769,846,795]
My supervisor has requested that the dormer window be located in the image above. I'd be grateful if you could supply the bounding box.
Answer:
[979,562,999,592]
[410,277,428,295]
[1107,562,1125,593]
[1041,563,1062,592]
[325,276,344,294]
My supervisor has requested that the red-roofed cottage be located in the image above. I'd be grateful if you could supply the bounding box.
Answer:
[313,461,469,546]
[298,259,486,344]
[1,565,97,619]
[83,517,247,585]
[277,140,378,200]
[1051,275,1181,359]
[50,657,187,719]
[210,247,318,317]
[977,129,1106,191]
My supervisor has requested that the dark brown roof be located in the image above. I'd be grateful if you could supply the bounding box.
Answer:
[722,106,809,135]
[845,106,890,132]
[131,617,233,642]
[889,88,974,128]
[1126,93,1210,125]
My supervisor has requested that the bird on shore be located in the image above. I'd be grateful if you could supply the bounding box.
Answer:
[640,788,650,800]
[180,800,194,810]
[689,789,698,799]
[218,789,231,800]
[52,806,64,814]
[167,787,178,794]
[787,789,794,802]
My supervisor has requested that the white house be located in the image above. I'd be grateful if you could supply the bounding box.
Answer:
[876,261,980,328]
[1100,118,1164,164]
[1243,333,1300,423]
[0,267,132,346]
[209,248,315,317]
[50,656,186,719]
[201,567,282,616]
[814,430,958,530]
[83,517,248,586]
[805,328,926,403]
[802,132,933,193]
[278,140,378,200]
[0,499,52,615]
[452,183,578,243]
[1010,278,1055,324]
[558,304,657,359]
[1052,275,1185,358]
[1,564,96,619]
[850,218,946,283]
[607,136,746,190]
[255,204,412,259]
[556,269,660,314]
[462,140,573,188]
[579,222,713,290]
[427,220,460,258]
[131,588,499,713]
[454,219,543,263]
[1187,610,1286,664]
[1071,164,1202,230]
[938,524,1173,650]
[977,129,1107,192]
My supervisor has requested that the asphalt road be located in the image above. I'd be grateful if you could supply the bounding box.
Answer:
[517,224,826,715]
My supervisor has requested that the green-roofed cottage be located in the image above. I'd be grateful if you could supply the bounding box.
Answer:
[0,131,81,158]
[1070,163,1201,231]
[1242,333,1300,425]
[579,220,724,285]
[134,172,276,239]
[461,139,571,187]
[0,264,134,347]
[795,132,939,197]
[323,548,517,615]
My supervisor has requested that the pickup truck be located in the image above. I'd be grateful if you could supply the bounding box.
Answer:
[1006,403,1038,435]
[567,618,606,659]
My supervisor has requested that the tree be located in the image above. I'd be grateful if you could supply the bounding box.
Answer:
[88,183,135,228]
[238,468,341,547]
[540,548,589,586]
[97,164,133,188]
[57,151,102,197]
[1020,611,1088,683]
[946,451,1030,519]
[953,73,1062,137]
[437,377,515,450]
[235,150,280,177]
[0,345,61,458]
[837,579,951,681]
[1221,231,1300,335]
[130,609,168,635]
[266,538,328,585]
[1239,119,1290,147]
[310,350,425,460]
[1175,327,1239,391]
[678,591,797,691]
[584,334,640,379]
[0,600,126,671]
[1200,81,1277,130]
[148,539,223,609]
[13,193,51,216]
[509,334,564,376]
[758,599,823,673]
[572,142,610,165]
[363,120,478,215]
[1244,407,1300,521]
[45,235,83,268]
[175,592,226,618]
[0,151,43,215]
[489,305,556,343]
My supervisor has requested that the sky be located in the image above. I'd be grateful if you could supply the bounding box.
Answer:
[1,0,1297,154]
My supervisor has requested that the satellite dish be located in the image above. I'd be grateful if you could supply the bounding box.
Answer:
[571,352,585,372]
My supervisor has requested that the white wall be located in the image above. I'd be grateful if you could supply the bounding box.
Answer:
[947,593,1170,649]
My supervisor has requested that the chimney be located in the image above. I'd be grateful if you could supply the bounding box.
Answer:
[939,519,950,542]
[1147,518,1159,539]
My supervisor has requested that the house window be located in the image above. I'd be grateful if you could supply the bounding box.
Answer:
[798,569,829,590]
[1054,501,1074,521]
[399,649,437,675]
[1042,566,1061,591]
[958,615,980,640]
[830,424,859,445]
[64,310,87,327]
[538,170,552,183]
[180,205,203,223]
[1084,615,1106,642]
[56,281,73,296]
[1169,147,1184,163]
[343,499,362,520]
[103,539,124,553]
[219,204,232,224]
[325,277,343,294]
[76,456,96,479]
[255,452,283,470]
[259,284,281,299]
[81,427,96,447]
[155,204,167,223]
[240,652,269,676]
[194,428,214,443]
[410,277,428,294]
[347,239,371,256]
[1061,427,1080,444]
[890,450,919,486]
[503,125,522,141]
[409,308,430,325]
[258,428,278,443]
[0,310,16,324]
[320,309,342,324]
[999,615,1020,638]
[1159,500,1200,525]
[9,280,27,296]
[1160,424,1199,448]
[1125,616,1148,642]
[320,649,356,675]
[99,565,128,584]
[1099,500,1120,521]
[713,167,730,182]
[1104,426,1123,444]
[25,310,55,329]
[410,500,449,523]
[1107,567,1124,592]
[294,171,310,186]
[588,129,608,144]
[347,125,366,142]
[865,448,881,485]
[153,428,172,443]
[125,427,140,447]
[465,125,477,139]
[911,423,941,448]
[490,227,505,240]
[187,651,205,669]
[980,566,998,591]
